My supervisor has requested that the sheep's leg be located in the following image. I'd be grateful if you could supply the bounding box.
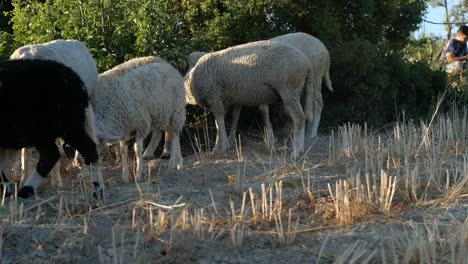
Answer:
[168,129,183,170]
[282,97,305,160]
[228,106,242,142]
[305,78,324,140]
[0,148,21,196]
[50,141,63,188]
[62,143,83,168]
[72,151,84,168]
[120,140,130,184]
[50,163,63,189]
[213,110,229,155]
[21,148,33,186]
[113,144,120,163]
[134,136,144,182]
[259,104,275,149]
[160,130,173,160]
[142,131,163,160]
[0,170,11,197]
[19,142,60,198]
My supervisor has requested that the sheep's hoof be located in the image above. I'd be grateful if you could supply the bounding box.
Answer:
[18,186,35,199]
[0,182,12,197]
[168,162,183,171]
[159,153,171,160]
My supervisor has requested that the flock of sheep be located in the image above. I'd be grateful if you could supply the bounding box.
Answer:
[0,32,332,200]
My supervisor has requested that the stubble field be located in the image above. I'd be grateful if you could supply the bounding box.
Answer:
[1,112,467,263]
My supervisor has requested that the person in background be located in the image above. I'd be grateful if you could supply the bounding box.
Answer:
[443,25,468,75]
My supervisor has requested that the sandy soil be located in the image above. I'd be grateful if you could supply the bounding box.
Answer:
[0,134,467,263]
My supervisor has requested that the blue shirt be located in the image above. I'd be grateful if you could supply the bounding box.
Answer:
[444,39,468,60]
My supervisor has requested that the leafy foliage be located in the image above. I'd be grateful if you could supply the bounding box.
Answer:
[1,0,451,128]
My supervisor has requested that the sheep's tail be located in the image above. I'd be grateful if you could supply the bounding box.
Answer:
[323,56,333,92]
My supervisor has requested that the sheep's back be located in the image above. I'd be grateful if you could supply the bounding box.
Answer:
[0,59,88,148]
[103,56,166,78]
[10,39,98,95]
[271,33,329,75]
[187,40,310,107]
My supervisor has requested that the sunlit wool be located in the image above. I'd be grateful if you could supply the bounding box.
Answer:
[184,40,313,159]
[92,57,186,183]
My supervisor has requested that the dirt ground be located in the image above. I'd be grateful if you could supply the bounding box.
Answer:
[0,132,467,264]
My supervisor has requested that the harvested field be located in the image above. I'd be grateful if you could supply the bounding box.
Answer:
[1,113,467,263]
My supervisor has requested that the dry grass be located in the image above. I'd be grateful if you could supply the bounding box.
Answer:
[383,216,468,264]
[0,110,467,262]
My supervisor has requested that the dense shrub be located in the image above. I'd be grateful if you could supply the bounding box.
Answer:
[1,0,449,131]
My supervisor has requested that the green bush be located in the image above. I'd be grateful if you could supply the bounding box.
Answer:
[8,0,193,72]
[3,0,449,133]
[0,30,13,59]
[321,43,447,128]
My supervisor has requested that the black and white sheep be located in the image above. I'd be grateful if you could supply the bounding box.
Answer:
[93,56,186,183]
[185,40,313,159]
[10,39,99,187]
[0,59,104,198]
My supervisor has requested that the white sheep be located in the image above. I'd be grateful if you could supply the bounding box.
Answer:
[93,56,186,183]
[94,56,174,161]
[270,32,333,139]
[224,33,333,143]
[10,39,98,95]
[185,40,313,159]
[10,39,99,187]
[92,56,174,161]
[188,33,333,146]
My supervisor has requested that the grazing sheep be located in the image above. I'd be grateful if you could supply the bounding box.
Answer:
[270,32,333,139]
[10,39,99,185]
[227,33,334,143]
[185,40,313,159]
[189,33,333,145]
[91,56,173,161]
[0,59,104,198]
[64,56,173,164]
[185,51,271,146]
[93,56,185,183]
